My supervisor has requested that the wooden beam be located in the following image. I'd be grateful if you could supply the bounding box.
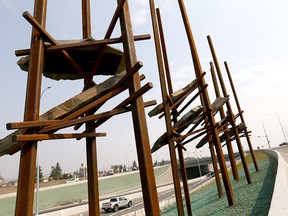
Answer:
[7,120,60,130]
[52,61,144,124]
[40,100,156,133]
[83,82,153,133]
[174,124,219,142]
[15,1,47,215]
[120,1,160,214]
[0,69,145,156]
[15,35,151,57]
[13,133,106,142]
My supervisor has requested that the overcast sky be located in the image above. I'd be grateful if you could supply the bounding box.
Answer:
[1,0,288,180]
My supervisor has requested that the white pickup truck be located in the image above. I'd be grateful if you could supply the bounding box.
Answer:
[64,178,79,183]
[102,196,132,212]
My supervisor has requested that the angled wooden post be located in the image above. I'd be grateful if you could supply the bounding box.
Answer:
[207,35,252,184]
[224,61,259,172]
[210,61,239,181]
[148,1,185,215]
[209,141,223,198]
[118,1,160,215]
[156,8,192,216]
[15,0,47,215]
[177,0,234,206]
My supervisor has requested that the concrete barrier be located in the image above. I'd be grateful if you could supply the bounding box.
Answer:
[269,150,288,215]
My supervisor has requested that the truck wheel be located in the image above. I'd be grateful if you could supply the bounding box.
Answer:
[104,209,109,213]
[113,205,118,212]
[128,201,132,207]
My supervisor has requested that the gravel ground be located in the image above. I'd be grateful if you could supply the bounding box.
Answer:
[162,151,277,215]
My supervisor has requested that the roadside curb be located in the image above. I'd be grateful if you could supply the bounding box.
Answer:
[268,150,288,215]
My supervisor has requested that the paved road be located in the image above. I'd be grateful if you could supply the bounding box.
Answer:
[70,176,211,216]
[273,146,288,163]
[69,148,288,216]
[72,185,176,216]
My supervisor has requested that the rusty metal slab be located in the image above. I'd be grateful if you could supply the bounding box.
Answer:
[17,39,125,80]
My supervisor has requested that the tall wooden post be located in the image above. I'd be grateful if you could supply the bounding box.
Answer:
[15,0,47,215]
[156,8,192,215]
[177,0,234,206]
[148,1,185,215]
[118,1,160,215]
[81,1,100,215]
[210,62,239,181]
[207,35,251,184]
[224,61,259,172]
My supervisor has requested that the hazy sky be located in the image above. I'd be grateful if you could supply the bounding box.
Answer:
[1,0,288,180]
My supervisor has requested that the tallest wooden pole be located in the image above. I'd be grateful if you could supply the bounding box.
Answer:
[210,61,239,182]
[224,61,259,172]
[15,0,47,215]
[81,1,101,215]
[148,0,185,215]
[177,0,234,206]
[156,7,191,215]
[207,35,252,185]
[118,1,160,215]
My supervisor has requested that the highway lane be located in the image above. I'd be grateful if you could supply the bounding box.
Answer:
[76,185,178,216]
[72,176,211,216]
[71,149,287,215]
[273,145,288,163]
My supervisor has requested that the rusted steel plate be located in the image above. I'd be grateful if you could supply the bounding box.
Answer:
[148,79,198,117]
[17,40,125,80]
[151,105,203,153]
[196,122,246,149]
[0,71,126,156]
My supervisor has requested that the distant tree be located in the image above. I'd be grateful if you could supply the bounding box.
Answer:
[50,162,62,180]
[35,165,44,183]
[79,167,87,178]
[132,160,138,170]
[0,173,4,181]
[122,164,127,172]
[154,160,158,166]
[0,173,4,186]
[160,159,166,166]
[119,164,124,172]
[111,165,119,173]
[62,173,72,179]
[73,170,79,178]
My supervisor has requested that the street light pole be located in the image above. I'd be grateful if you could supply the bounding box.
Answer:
[40,86,51,98]
[127,144,132,172]
[262,123,271,148]
[36,86,51,216]
[194,146,202,178]
[270,114,288,143]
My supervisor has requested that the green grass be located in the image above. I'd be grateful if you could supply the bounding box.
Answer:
[0,165,169,215]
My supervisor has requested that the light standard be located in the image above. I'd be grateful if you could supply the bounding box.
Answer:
[36,86,51,216]
[262,123,271,148]
[193,146,202,178]
[270,114,288,143]
[40,86,51,98]
[127,144,132,172]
